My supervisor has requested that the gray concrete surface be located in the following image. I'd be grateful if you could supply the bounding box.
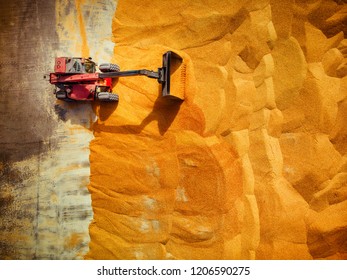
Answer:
[0,0,116,259]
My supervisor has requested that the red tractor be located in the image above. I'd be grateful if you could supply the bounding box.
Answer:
[46,51,183,102]
[47,57,119,102]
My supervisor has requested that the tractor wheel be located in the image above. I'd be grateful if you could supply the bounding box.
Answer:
[99,63,120,73]
[97,92,119,102]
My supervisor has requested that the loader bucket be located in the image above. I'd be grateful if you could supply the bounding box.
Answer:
[161,51,185,101]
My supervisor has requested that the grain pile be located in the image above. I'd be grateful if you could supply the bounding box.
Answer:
[86,0,347,259]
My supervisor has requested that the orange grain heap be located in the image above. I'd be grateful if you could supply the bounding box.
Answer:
[86,0,347,260]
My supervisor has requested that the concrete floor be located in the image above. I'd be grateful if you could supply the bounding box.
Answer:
[0,0,116,259]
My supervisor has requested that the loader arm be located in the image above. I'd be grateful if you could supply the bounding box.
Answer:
[98,51,180,98]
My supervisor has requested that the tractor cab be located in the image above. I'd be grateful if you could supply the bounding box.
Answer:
[54,57,96,74]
